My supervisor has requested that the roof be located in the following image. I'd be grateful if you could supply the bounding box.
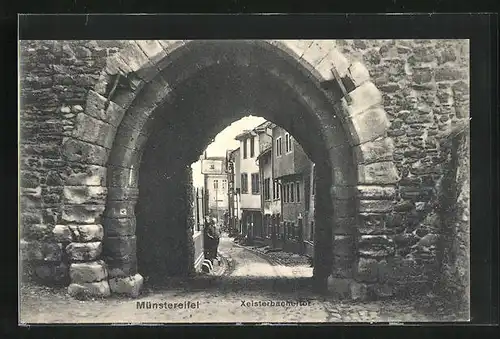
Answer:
[254,121,275,134]
[204,156,226,161]
[234,129,255,140]
[234,120,276,140]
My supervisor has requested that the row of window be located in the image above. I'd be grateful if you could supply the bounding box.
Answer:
[212,179,227,190]
[275,133,293,157]
[240,173,260,194]
[262,179,301,203]
[242,133,294,160]
[242,136,256,159]
[282,182,301,203]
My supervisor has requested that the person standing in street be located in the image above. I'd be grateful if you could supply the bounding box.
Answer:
[203,216,215,263]
[211,218,221,264]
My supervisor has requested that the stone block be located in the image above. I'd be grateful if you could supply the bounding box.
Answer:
[332,217,356,235]
[358,213,385,234]
[63,164,107,186]
[331,198,356,218]
[62,205,105,224]
[157,40,187,54]
[332,235,355,257]
[52,225,72,242]
[68,281,111,298]
[349,281,370,301]
[346,61,370,87]
[107,187,139,201]
[103,217,137,237]
[326,276,352,299]
[358,235,395,258]
[105,52,134,76]
[356,185,396,200]
[66,242,102,261]
[106,256,138,278]
[70,260,108,283]
[301,41,333,67]
[315,47,350,79]
[347,106,391,145]
[106,145,141,169]
[341,82,383,118]
[394,201,414,212]
[118,41,154,75]
[358,161,400,185]
[107,165,139,188]
[355,257,379,282]
[62,137,110,167]
[69,224,104,242]
[103,236,136,258]
[72,113,116,149]
[359,199,394,213]
[354,137,395,164]
[135,40,167,65]
[109,273,144,298]
[104,201,136,219]
[138,73,173,108]
[330,186,356,200]
[63,186,107,205]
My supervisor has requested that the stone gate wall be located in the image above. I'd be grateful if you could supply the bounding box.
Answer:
[332,39,469,299]
[19,39,470,299]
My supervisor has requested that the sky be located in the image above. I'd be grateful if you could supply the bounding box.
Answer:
[191,115,266,188]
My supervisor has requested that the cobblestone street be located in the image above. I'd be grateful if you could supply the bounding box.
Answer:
[20,237,465,324]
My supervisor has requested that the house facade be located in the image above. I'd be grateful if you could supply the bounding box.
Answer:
[234,125,272,239]
[271,125,314,254]
[202,156,229,223]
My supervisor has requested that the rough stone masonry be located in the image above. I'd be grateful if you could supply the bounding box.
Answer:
[19,40,470,301]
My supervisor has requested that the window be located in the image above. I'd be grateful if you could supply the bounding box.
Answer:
[276,137,282,157]
[296,182,300,202]
[250,136,255,158]
[243,138,247,159]
[273,181,278,200]
[213,180,218,190]
[312,165,316,196]
[290,182,295,202]
[264,178,271,200]
[222,180,227,190]
[251,173,260,195]
[241,173,248,194]
[285,133,293,153]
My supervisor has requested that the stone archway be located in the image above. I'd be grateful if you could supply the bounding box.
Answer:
[63,40,398,297]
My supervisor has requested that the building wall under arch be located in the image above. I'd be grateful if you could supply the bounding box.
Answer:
[19,39,470,301]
